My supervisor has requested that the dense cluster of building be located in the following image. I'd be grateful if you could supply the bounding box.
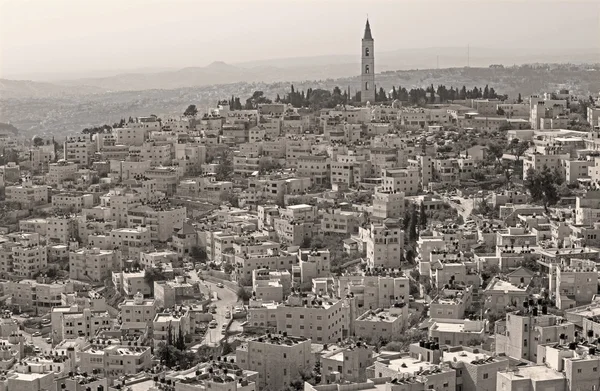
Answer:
[0,19,598,391]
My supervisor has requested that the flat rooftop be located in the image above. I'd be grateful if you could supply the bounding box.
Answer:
[356,309,402,322]
[387,357,438,374]
[499,365,563,381]
[486,279,526,293]
[443,349,493,364]
[431,322,483,334]
[250,333,308,346]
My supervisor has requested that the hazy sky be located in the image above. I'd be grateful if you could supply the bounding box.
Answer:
[1,0,599,79]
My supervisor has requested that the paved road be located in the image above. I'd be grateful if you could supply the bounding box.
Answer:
[188,271,238,347]
[440,195,475,221]
[22,331,52,355]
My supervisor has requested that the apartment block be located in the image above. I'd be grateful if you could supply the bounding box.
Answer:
[110,226,152,259]
[69,247,117,282]
[354,304,409,341]
[5,176,49,207]
[483,277,529,312]
[234,242,295,283]
[236,333,313,391]
[361,220,405,269]
[64,136,96,166]
[164,361,258,391]
[252,269,292,302]
[379,167,420,196]
[429,319,487,346]
[336,274,410,310]
[51,306,112,343]
[46,160,78,185]
[297,249,331,284]
[576,190,600,225]
[78,342,152,377]
[320,342,375,384]
[52,192,94,212]
[495,308,575,362]
[372,190,405,221]
[445,346,509,391]
[552,259,598,310]
[127,202,186,242]
[429,284,473,319]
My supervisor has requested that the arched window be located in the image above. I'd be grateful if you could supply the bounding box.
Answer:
[365,65,370,74]
[365,47,370,57]
[365,82,369,91]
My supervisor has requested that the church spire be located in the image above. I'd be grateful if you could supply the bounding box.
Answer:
[363,19,373,40]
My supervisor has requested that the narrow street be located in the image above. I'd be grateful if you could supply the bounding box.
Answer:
[188,271,238,347]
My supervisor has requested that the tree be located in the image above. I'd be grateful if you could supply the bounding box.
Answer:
[183,104,198,117]
[258,157,282,174]
[190,246,207,263]
[223,262,234,274]
[517,93,523,103]
[244,91,272,109]
[144,267,168,290]
[496,107,505,116]
[219,190,239,207]
[215,151,233,181]
[32,136,45,147]
[483,85,490,99]
[487,141,505,165]
[419,202,428,229]
[408,206,419,243]
[176,324,186,350]
[237,286,251,302]
[524,165,562,212]
[511,139,530,162]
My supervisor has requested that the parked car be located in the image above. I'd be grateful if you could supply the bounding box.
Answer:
[32,332,41,337]
[225,311,231,319]
[45,338,52,343]
[221,324,227,333]
[208,320,218,329]
[216,283,224,288]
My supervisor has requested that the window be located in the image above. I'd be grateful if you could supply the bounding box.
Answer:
[483,373,489,379]
[365,65,370,74]
[365,82,369,91]
[365,47,369,57]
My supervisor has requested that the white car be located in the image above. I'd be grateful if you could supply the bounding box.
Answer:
[216,283,224,288]
[208,320,218,329]
[225,311,231,319]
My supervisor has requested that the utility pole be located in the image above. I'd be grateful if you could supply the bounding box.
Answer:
[467,44,470,68]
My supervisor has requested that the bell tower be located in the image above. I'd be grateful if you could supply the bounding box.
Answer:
[361,19,375,104]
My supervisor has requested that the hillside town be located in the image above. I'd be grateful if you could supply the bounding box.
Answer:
[0,19,599,391]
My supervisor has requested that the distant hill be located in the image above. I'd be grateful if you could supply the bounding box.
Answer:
[0,122,18,134]
[55,61,361,92]
[0,78,104,99]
